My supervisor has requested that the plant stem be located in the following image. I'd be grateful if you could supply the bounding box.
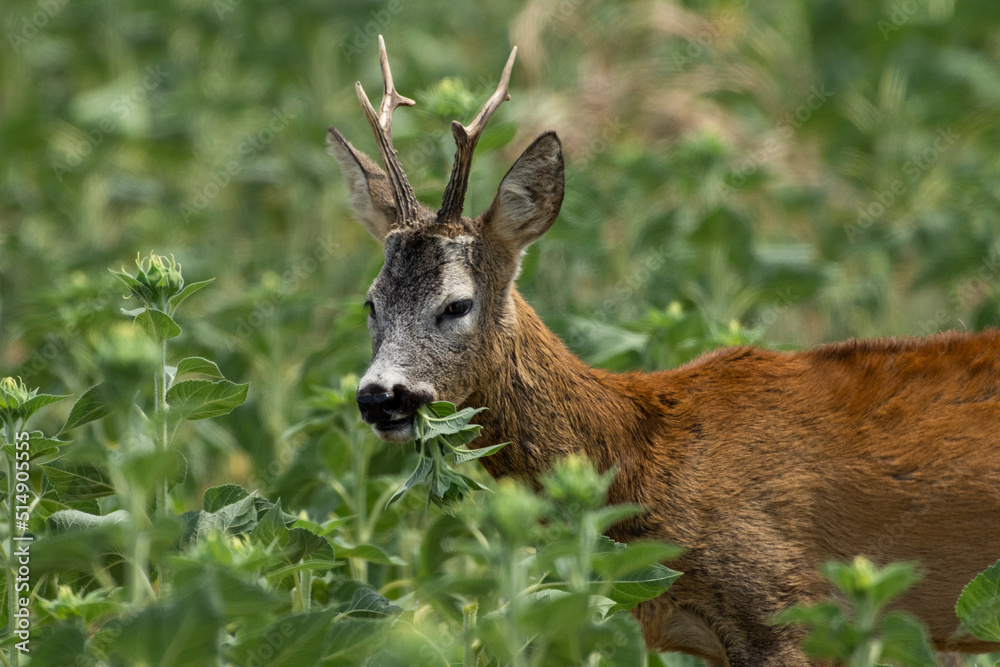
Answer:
[154,340,169,519]
[462,600,478,667]
[297,570,311,612]
[131,497,150,607]
[352,436,372,584]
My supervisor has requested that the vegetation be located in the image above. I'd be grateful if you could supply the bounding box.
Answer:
[2,0,1000,664]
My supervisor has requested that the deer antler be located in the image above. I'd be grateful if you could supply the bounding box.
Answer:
[437,47,518,226]
[355,35,419,225]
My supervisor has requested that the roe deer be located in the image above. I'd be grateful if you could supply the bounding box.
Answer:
[327,37,1000,666]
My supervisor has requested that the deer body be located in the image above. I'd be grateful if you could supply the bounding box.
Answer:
[469,289,1000,664]
[329,39,1000,666]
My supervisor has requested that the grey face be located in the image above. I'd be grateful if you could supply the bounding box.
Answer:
[357,230,488,441]
[329,124,565,443]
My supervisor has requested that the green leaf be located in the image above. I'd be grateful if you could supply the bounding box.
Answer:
[112,586,222,666]
[0,431,66,461]
[423,401,457,418]
[821,558,922,616]
[180,492,258,542]
[24,623,89,666]
[599,562,682,612]
[590,503,646,533]
[774,601,859,659]
[48,509,130,532]
[956,559,1000,642]
[167,379,249,421]
[331,536,406,566]
[35,588,124,625]
[450,440,507,464]
[24,431,66,460]
[168,278,214,312]
[16,393,69,423]
[134,307,181,343]
[110,269,154,303]
[330,579,401,618]
[415,403,486,440]
[515,590,592,635]
[121,306,146,318]
[203,484,249,512]
[285,527,336,563]
[291,516,351,536]
[265,559,341,584]
[251,499,290,548]
[326,619,394,664]
[60,383,115,434]
[230,610,336,667]
[175,356,224,380]
[171,564,284,620]
[879,611,936,667]
[41,463,116,501]
[591,537,685,581]
[386,452,435,508]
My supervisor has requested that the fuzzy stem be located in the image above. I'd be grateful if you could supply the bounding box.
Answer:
[352,437,372,584]
[462,600,479,667]
[155,340,169,518]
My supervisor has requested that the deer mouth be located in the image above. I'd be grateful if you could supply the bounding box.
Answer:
[372,415,414,442]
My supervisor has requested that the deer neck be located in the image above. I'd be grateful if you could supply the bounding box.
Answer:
[464,288,657,489]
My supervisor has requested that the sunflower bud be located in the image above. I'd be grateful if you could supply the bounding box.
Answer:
[0,377,34,422]
[113,252,186,311]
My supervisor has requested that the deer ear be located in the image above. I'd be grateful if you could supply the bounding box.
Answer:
[484,132,564,250]
[327,127,396,243]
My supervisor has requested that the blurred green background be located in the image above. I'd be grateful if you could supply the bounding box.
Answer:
[2,0,1000,499]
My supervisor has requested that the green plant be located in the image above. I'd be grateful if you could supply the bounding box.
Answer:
[0,377,67,664]
[106,252,240,518]
[775,556,936,667]
[399,454,684,666]
[956,560,1000,644]
[387,401,507,509]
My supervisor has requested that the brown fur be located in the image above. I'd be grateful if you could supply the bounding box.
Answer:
[466,292,1000,665]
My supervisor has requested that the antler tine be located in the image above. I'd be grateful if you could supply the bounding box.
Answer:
[355,35,419,224]
[437,46,518,225]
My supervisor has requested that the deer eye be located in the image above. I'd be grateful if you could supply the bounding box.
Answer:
[442,299,473,319]
[364,300,376,319]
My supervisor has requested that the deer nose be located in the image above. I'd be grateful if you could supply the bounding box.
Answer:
[356,382,433,425]
[356,390,395,410]
[356,384,398,422]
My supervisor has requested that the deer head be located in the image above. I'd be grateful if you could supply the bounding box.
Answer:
[328,37,564,441]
